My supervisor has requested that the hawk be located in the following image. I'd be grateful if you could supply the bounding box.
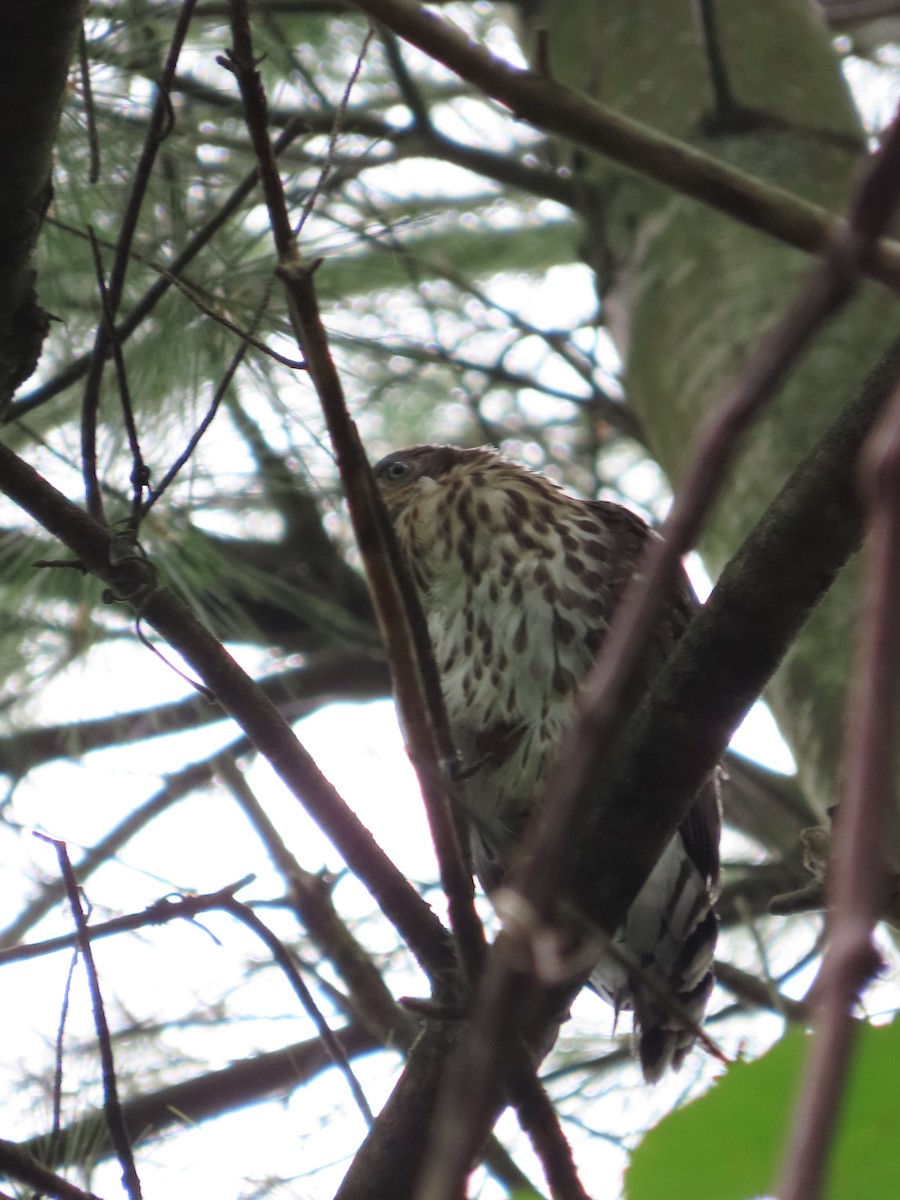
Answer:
[375,443,720,1081]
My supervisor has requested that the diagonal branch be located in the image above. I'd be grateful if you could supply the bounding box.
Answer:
[348,0,900,291]
[13,1024,379,1173]
[0,439,456,983]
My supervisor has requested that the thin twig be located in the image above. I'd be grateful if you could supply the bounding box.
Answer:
[53,220,307,367]
[36,835,144,1200]
[14,1023,379,1174]
[0,759,244,951]
[380,27,433,132]
[143,326,248,512]
[87,228,148,526]
[79,0,198,521]
[216,753,415,1045]
[219,896,376,1127]
[0,875,257,966]
[11,116,310,424]
[77,25,101,183]
[295,24,375,234]
[50,951,80,1160]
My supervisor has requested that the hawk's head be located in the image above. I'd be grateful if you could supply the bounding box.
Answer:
[373,444,496,516]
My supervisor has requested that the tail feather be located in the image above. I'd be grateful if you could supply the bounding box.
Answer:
[590,837,719,1083]
[635,953,716,1083]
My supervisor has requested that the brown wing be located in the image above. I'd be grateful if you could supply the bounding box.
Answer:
[587,499,721,890]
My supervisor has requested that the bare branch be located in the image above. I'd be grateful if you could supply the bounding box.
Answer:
[219,895,376,1127]
[348,0,900,290]
[0,1139,104,1200]
[217,754,416,1045]
[0,656,389,774]
[79,0,198,522]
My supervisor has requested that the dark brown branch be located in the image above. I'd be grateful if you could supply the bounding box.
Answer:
[581,331,900,930]
[506,1060,591,1200]
[0,1139,103,1200]
[0,0,83,407]
[821,1,900,26]
[718,865,813,925]
[721,752,817,862]
[0,656,390,776]
[4,855,536,1198]
[174,64,580,205]
[714,960,808,1022]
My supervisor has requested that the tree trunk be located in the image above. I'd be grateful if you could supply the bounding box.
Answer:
[529,0,895,829]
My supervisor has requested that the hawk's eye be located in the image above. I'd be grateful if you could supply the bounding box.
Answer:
[382,460,410,481]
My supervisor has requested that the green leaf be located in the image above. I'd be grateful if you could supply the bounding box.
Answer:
[626,1020,900,1200]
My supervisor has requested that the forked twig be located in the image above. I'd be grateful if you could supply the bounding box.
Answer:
[218,896,376,1127]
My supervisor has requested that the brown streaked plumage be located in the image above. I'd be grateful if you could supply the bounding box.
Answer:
[375,443,720,1081]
